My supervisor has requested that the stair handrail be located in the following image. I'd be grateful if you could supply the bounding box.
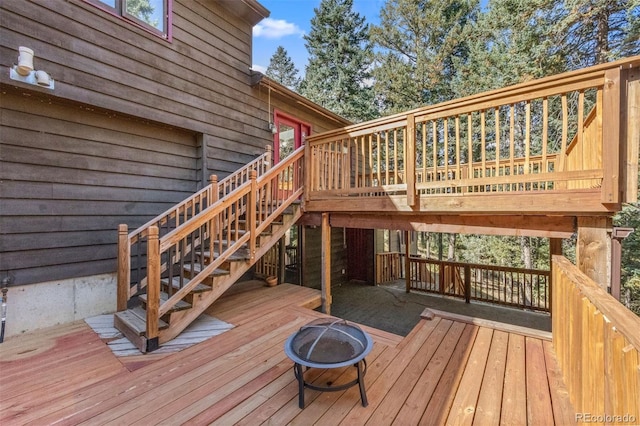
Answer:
[149,146,305,320]
[117,147,272,309]
[128,147,272,242]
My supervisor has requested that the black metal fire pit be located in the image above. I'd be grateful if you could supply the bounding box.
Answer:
[284,318,373,408]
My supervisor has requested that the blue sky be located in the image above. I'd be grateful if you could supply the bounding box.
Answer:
[251,0,488,78]
[252,0,386,77]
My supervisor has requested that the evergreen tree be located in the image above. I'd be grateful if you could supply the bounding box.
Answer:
[453,0,564,97]
[371,0,479,114]
[266,46,300,90]
[556,0,640,68]
[299,0,376,122]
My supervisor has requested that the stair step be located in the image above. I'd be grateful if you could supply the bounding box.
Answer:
[196,249,250,261]
[184,264,231,276]
[139,292,192,311]
[114,306,169,336]
[161,277,212,293]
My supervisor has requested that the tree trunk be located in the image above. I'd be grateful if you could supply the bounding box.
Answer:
[448,233,456,261]
[520,236,532,307]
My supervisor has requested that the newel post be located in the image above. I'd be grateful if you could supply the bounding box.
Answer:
[248,170,257,261]
[117,224,130,311]
[406,114,417,207]
[146,225,160,352]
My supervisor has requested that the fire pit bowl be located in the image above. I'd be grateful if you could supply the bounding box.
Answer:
[284,318,373,408]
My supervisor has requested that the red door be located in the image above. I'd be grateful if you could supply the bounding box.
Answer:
[273,110,311,163]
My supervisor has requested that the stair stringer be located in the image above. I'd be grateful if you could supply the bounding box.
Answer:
[155,204,303,345]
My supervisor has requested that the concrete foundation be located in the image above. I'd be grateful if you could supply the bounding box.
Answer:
[3,273,117,337]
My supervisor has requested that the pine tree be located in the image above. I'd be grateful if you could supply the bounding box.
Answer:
[371,0,479,114]
[265,46,300,91]
[557,0,640,68]
[299,0,376,122]
[453,0,564,97]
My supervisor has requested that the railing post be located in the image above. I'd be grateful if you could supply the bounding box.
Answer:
[248,170,257,261]
[406,114,417,207]
[464,264,471,304]
[117,224,130,312]
[601,67,621,204]
[265,144,273,170]
[304,141,311,204]
[438,261,445,294]
[405,231,411,293]
[145,225,160,352]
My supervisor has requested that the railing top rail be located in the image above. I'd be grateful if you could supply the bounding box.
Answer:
[553,255,640,349]
[405,254,550,275]
[307,55,640,144]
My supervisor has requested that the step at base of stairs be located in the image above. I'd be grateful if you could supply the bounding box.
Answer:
[139,292,192,311]
[114,306,169,336]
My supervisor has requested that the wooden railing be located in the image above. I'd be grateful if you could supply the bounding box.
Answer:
[117,148,272,309]
[139,147,304,340]
[306,56,640,211]
[552,255,639,422]
[376,253,550,312]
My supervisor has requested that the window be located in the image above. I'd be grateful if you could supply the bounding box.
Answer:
[87,0,171,38]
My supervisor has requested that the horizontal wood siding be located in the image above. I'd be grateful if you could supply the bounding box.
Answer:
[303,227,347,289]
[0,93,198,285]
[0,0,272,174]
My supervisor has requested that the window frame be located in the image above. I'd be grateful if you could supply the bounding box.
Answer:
[84,0,172,41]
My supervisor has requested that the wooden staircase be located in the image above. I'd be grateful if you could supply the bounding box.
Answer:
[114,147,305,352]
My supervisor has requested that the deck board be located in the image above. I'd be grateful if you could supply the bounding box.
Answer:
[0,282,575,425]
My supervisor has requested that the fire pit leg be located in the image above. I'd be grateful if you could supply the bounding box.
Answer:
[294,363,305,408]
[356,360,368,407]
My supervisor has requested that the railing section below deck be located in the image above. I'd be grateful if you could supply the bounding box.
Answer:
[376,253,550,312]
[552,255,639,422]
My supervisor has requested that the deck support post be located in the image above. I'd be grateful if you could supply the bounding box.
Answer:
[321,212,331,315]
[577,216,612,291]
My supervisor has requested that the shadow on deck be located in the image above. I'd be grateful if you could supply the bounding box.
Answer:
[0,281,573,425]
[330,279,551,337]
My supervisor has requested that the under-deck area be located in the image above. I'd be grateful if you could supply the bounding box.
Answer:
[1,281,575,425]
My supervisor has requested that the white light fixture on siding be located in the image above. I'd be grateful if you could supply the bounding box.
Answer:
[16,46,34,75]
[10,46,54,90]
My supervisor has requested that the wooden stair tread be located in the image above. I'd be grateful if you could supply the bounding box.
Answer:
[183,264,231,276]
[139,292,192,311]
[114,307,169,336]
[195,250,250,261]
[161,277,212,293]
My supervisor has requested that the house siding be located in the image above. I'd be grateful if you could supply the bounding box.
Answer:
[1,0,351,292]
[0,92,199,286]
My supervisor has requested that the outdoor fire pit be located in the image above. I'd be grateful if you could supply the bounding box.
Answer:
[284,318,373,408]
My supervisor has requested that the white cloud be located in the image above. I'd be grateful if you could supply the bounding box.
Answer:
[252,64,267,74]
[253,18,304,39]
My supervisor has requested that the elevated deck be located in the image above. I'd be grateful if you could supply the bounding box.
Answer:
[0,282,574,425]
[304,56,640,235]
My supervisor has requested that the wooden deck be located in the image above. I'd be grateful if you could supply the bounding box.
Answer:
[0,281,575,425]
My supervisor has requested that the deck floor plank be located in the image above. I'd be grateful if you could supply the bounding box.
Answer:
[366,319,454,425]
[446,326,494,425]
[0,282,574,426]
[526,337,555,425]
[500,333,527,425]
[473,330,509,426]
[392,320,467,426]
[419,324,479,425]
